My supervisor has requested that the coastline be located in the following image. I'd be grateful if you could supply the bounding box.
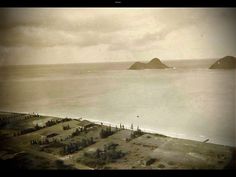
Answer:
[0,110,235,169]
[0,110,234,148]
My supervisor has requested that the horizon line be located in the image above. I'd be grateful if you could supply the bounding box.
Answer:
[0,57,222,67]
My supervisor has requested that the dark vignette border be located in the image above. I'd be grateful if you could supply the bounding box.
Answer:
[0,0,236,7]
[0,0,235,177]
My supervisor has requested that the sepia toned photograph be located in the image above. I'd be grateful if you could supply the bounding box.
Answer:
[0,8,235,169]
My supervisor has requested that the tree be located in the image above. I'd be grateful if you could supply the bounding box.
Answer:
[95,149,101,158]
[90,137,94,144]
[63,124,70,130]
[81,138,87,147]
[99,127,114,138]
[35,123,40,130]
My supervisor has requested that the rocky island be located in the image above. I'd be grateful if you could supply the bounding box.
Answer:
[129,58,170,70]
[209,56,236,69]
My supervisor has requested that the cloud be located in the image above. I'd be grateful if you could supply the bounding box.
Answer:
[0,25,116,48]
[0,9,138,48]
[0,9,128,33]
[0,8,236,65]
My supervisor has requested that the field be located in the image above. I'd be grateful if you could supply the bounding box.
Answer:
[0,111,235,169]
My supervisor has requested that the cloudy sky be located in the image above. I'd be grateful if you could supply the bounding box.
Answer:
[0,8,236,65]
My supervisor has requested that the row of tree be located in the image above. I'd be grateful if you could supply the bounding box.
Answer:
[63,137,95,155]
[99,126,114,138]
[13,118,72,137]
[30,138,50,145]
[45,118,71,127]
[82,143,125,167]
[119,123,125,129]
[125,127,144,142]
[0,114,38,128]
[0,113,26,121]
[130,128,144,139]
[71,126,89,137]
[0,113,39,122]
[30,126,90,147]
[31,135,69,145]
[62,124,70,130]
[13,126,42,136]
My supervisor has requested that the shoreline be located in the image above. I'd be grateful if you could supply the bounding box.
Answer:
[0,110,235,169]
[1,110,235,148]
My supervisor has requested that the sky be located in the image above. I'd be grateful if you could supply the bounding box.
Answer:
[0,8,236,65]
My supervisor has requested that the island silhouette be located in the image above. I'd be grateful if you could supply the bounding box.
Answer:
[209,56,236,69]
[129,58,170,70]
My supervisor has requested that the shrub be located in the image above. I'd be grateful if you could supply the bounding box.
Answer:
[62,124,70,130]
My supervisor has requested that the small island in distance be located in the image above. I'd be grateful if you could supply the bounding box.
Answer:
[209,56,236,69]
[129,58,171,70]
[129,56,236,70]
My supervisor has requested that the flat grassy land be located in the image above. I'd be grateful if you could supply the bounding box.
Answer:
[0,111,235,169]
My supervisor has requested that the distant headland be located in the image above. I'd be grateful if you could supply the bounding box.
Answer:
[129,58,170,70]
[209,56,236,69]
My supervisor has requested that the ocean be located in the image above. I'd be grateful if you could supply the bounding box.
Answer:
[0,59,235,147]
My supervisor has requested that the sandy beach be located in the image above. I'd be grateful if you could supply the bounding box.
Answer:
[0,111,235,169]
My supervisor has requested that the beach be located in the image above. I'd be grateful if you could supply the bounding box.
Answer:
[0,111,235,169]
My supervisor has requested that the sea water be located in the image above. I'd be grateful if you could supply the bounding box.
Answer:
[0,59,235,147]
